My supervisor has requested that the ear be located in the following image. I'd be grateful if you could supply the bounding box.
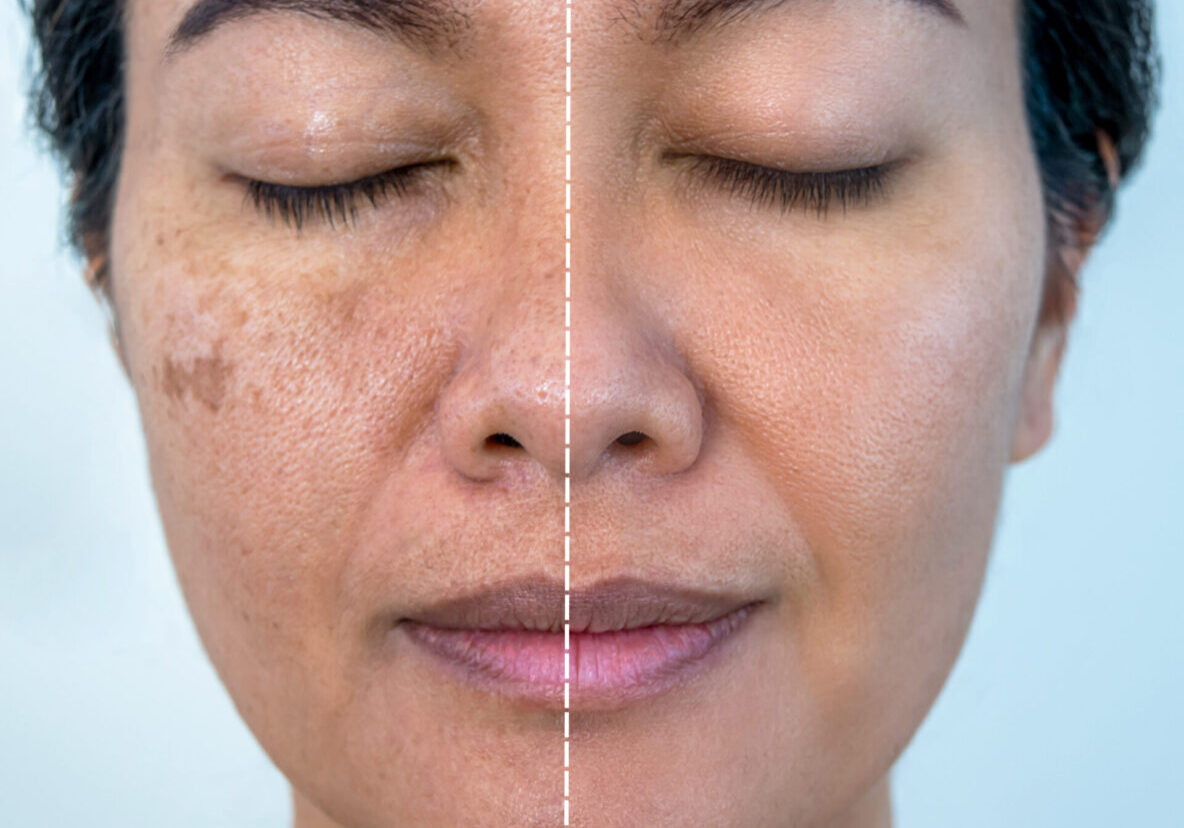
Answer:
[1010,131,1120,463]
[1009,290,1073,464]
[83,244,132,382]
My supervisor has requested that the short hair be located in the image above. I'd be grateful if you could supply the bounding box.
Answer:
[25,0,1160,293]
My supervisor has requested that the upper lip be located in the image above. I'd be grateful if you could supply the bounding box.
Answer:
[399,575,760,634]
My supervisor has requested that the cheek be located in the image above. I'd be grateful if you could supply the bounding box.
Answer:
[651,144,1045,750]
[112,228,460,694]
[782,270,1031,557]
[668,211,1043,567]
[685,233,1038,637]
[792,192,1044,573]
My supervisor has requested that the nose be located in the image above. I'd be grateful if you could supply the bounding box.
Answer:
[435,293,704,484]
[437,293,567,483]
[570,302,705,480]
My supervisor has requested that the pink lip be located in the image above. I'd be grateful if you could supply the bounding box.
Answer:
[395,578,759,708]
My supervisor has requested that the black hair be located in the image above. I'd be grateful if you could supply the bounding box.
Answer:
[25,0,1160,296]
[1022,0,1159,321]
[26,0,124,286]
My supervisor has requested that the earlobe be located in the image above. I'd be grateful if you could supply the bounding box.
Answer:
[1009,320,1068,463]
[1010,229,1083,464]
[1010,245,1081,464]
[85,251,131,382]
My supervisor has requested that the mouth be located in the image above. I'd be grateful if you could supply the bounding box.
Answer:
[395,577,761,708]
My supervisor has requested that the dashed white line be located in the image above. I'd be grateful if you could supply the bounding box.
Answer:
[562,0,573,824]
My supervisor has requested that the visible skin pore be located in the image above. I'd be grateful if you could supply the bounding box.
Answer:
[103,0,1079,826]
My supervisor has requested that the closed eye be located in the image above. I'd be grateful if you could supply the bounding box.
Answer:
[680,155,896,217]
[243,160,454,230]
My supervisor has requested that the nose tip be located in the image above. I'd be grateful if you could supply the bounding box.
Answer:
[570,340,705,480]
[437,273,705,486]
[437,354,567,483]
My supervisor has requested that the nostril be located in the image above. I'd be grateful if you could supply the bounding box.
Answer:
[616,431,647,447]
[487,433,523,449]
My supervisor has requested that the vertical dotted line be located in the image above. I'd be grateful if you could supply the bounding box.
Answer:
[562,0,573,825]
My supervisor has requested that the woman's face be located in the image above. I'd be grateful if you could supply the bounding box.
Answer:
[110,0,1066,825]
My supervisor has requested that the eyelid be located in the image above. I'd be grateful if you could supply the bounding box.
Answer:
[677,154,898,217]
[240,160,454,230]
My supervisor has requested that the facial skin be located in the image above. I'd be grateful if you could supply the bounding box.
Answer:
[106,0,1075,826]
[116,2,566,825]
[567,0,1069,824]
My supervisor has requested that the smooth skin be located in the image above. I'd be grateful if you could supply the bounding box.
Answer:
[103,0,1080,825]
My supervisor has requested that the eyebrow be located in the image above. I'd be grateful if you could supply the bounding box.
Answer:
[166,0,472,57]
[652,0,964,40]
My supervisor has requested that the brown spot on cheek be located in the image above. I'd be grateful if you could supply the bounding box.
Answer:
[326,279,370,329]
[162,341,234,413]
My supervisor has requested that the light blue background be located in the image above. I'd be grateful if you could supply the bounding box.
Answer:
[1,5,1180,826]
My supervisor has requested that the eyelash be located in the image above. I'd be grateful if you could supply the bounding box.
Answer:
[242,155,887,227]
[685,156,894,217]
[244,162,450,230]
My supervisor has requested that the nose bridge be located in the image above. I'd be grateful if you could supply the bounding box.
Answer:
[433,56,569,484]
[436,236,567,483]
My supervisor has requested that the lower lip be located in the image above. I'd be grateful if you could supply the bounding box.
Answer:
[401,606,755,708]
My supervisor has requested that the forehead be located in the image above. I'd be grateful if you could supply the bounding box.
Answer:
[118,0,1024,152]
[126,0,1010,55]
